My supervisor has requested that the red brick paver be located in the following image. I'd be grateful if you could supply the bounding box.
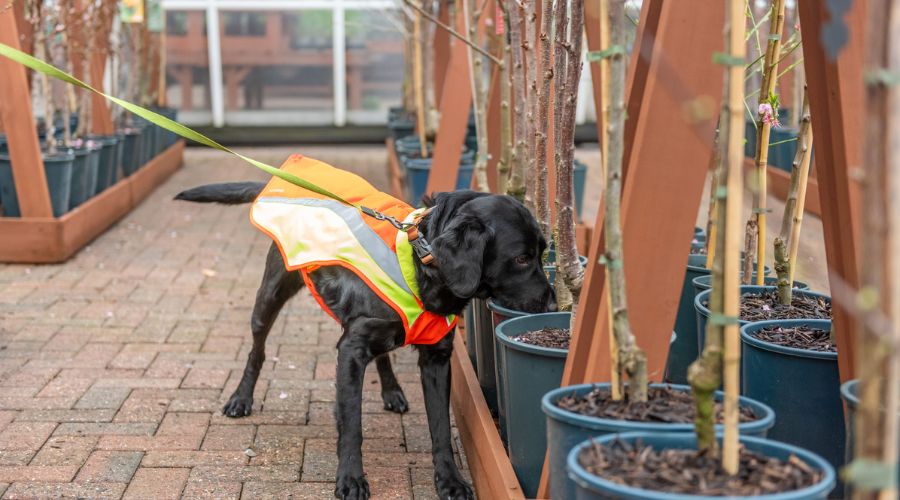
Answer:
[0,147,468,499]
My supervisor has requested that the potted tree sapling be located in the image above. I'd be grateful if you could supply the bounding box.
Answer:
[0,0,75,218]
[739,87,847,472]
[543,3,775,498]
[840,4,900,496]
[566,4,835,496]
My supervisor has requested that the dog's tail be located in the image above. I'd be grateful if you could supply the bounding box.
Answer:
[174,182,265,205]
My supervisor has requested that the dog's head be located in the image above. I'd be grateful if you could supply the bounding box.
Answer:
[424,191,556,314]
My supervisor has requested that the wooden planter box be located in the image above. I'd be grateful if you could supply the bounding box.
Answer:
[0,140,185,263]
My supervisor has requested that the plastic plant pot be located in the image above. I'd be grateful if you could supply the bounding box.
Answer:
[404,158,474,207]
[542,383,775,500]
[495,312,570,498]
[0,151,75,218]
[121,128,143,177]
[388,118,415,140]
[485,298,528,433]
[741,320,845,472]
[88,135,119,193]
[395,135,433,158]
[666,254,713,384]
[112,132,125,184]
[0,134,7,154]
[471,298,500,416]
[695,286,832,353]
[66,146,93,209]
[841,380,900,498]
[692,274,809,295]
[463,305,477,372]
[567,432,835,499]
[573,159,587,218]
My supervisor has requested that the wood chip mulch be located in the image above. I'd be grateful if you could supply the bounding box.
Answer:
[750,325,836,352]
[739,290,832,322]
[555,386,757,423]
[577,438,823,496]
[512,328,570,349]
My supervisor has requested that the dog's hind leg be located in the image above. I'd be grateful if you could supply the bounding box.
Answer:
[374,354,408,414]
[223,243,302,417]
[418,332,474,500]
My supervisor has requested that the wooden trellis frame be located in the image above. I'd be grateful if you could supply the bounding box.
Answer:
[0,4,184,263]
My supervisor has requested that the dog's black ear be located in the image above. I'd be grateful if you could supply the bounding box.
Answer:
[430,213,490,298]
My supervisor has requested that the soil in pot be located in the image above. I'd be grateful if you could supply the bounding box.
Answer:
[739,290,832,322]
[577,438,824,496]
[556,385,758,424]
[513,327,570,350]
[750,324,835,352]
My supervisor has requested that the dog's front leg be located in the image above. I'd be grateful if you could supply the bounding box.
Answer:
[418,332,474,500]
[334,331,372,500]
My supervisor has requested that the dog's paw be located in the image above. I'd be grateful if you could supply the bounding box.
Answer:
[435,473,474,500]
[334,472,370,500]
[222,395,253,418]
[381,388,409,414]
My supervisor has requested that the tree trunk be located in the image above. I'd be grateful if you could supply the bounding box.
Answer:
[534,0,555,244]
[523,0,538,212]
[605,0,647,404]
[506,0,528,201]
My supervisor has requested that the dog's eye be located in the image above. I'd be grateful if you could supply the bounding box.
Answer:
[514,255,530,266]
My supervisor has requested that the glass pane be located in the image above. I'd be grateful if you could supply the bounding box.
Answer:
[220,10,334,126]
[164,10,212,125]
[345,9,404,125]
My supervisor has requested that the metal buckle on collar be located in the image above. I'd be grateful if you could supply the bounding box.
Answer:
[361,206,435,265]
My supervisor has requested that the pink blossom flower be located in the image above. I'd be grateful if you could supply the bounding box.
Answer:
[758,103,781,128]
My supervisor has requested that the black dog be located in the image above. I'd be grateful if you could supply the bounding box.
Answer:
[175,184,556,499]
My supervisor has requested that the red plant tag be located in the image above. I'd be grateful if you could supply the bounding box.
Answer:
[495,5,505,35]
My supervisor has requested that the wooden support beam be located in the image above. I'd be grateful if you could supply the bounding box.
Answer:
[563,0,725,385]
[433,0,451,105]
[426,5,476,194]
[0,8,53,219]
[797,0,864,382]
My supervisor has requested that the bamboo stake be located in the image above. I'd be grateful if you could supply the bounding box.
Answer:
[505,0,527,201]
[463,0,491,192]
[774,87,811,305]
[413,1,428,158]
[851,1,899,498]
[743,0,786,286]
[704,123,724,268]
[606,0,647,403]
[689,0,745,468]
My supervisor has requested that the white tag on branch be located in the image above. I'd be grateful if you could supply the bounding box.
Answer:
[244,448,257,457]
[201,269,217,277]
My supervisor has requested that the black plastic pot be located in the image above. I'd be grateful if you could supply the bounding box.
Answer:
[471,298,501,416]
[388,117,415,140]
[567,432,835,499]
[68,146,97,210]
[112,132,125,183]
[0,151,75,217]
[463,306,477,371]
[88,135,120,193]
[695,286,832,352]
[841,380,900,498]
[0,134,7,154]
[121,129,143,177]
[495,312,570,498]
[542,383,775,500]
[741,320,845,472]
[404,157,474,206]
[153,107,178,148]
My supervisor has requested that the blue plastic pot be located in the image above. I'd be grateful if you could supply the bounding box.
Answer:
[112,132,125,183]
[0,134,7,154]
[741,320,844,472]
[573,159,587,218]
[88,135,119,193]
[666,255,713,384]
[471,298,501,416]
[121,129,142,177]
[405,158,474,206]
[692,274,809,295]
[841,380,900,498]
[395,134,433,158]
[695,286,832,352]
[495,312,570,498]
[0,151,75,218]
[154,107,178,148]
[542,383,775,500]
[567,432,835,499]
[388,118,415,140]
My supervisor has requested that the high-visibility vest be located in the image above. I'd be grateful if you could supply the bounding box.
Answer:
[250,154,456,345]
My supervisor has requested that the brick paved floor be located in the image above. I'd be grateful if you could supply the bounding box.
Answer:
[0,146,470,499]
